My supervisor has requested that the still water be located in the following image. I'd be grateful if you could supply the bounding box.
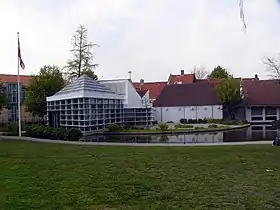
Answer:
[81,125,278,144]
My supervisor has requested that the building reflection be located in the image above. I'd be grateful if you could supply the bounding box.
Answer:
[82,125,278,143]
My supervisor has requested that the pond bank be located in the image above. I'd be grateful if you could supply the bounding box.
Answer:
[103,124,250,135]
[0,135,271,146]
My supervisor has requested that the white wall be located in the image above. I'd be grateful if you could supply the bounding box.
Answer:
[126,80,144,108]
[141,91,152,108]
[154,105,223,123]
[100,79,151,109]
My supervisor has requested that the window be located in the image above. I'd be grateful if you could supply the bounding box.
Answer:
[251,126,263,131]
[265,107,277,115]
[265,126,275,131]
[251,116,263,121]
[265,116,277,121]
[251,107,262,115]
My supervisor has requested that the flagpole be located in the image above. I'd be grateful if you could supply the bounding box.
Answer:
[17,32,21,137]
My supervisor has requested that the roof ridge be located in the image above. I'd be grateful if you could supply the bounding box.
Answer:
[54,75,114,96]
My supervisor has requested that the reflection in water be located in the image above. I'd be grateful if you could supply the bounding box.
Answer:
[81,125,279,144]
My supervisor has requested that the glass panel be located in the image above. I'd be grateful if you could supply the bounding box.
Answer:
[265,107,277,115]
[251,107,262,115]
[251,116,263,121]
[265,116,277,121]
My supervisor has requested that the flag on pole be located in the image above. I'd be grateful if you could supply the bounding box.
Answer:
[18,37,25,70]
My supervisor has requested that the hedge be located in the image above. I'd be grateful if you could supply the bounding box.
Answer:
[25,125,82,141]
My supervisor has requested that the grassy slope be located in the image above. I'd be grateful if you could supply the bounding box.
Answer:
[1,140,280,209]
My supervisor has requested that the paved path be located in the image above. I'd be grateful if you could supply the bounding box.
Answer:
[0,136,272,147]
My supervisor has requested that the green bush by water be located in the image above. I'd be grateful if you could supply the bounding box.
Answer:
[208,124,218,128]
[25,125,82,141]
[174,124,194,129]
[157,123,169,131]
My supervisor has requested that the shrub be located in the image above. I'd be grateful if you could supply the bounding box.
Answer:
[205,118,222,124]
[198,118,204,124]
[180,118,188,124]
[175,124,194,129]
[166,121,174,123]
[65,129,83,141]
[192,119,198,124]
[107,124,123,132]
[202,118,207,123]
[128,126,144,130]
[157,123,169,131]
[24,125,82,141]
[5,122,19,135]
[236,120,249,125]
[208,124,218,128]
[188,119,193,124]
[152,120,158,125]
[221,120,236,125]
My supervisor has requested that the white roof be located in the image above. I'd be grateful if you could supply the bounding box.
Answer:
[47,75,124,101]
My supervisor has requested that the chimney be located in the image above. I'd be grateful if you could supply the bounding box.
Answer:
[254,74,259,80]
[140,79,144,90]
[180,69,184,75]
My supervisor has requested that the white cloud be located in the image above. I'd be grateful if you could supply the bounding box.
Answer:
[0,0,280,81]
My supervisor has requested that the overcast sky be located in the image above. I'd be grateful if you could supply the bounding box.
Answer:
[1,0,280,82]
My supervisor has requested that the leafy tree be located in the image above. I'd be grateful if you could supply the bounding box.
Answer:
[0,82,8,113]
[25,65,65,118]
[216,78,242,120]
[191,66,208,79]
[208,66,231,79]
[66,25,99,81]
[82,69,98,80]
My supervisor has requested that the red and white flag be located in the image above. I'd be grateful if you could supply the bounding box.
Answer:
[18,36,25,70]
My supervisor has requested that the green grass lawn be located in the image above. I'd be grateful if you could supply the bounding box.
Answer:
[1,140,280,209]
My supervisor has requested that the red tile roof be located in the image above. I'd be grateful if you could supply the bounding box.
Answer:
[167,73,195,84]
[0,74,32,86]
[136,89,148,97]
[243,80,280,106]
[195,78,221,84]
[242,78,258,81]
[133,82,167,101]
[154,83,221,107]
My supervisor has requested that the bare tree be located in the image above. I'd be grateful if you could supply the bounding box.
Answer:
[239,0,247,30]
[263,55,280,79]
[191,66,209,79]
[66,25,99,81]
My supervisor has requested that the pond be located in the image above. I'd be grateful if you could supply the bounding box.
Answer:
[80,125,278,144]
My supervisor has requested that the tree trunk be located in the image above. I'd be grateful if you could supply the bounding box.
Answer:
[78,32,83,77]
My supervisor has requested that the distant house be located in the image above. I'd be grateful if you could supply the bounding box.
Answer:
[167,70,195,84]
[153,83,223,123]
[243,79,280,123]
[0,74,35,122]
[133,79,167,103]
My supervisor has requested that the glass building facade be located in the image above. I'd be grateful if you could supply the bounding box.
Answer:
[2,82,26,122]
